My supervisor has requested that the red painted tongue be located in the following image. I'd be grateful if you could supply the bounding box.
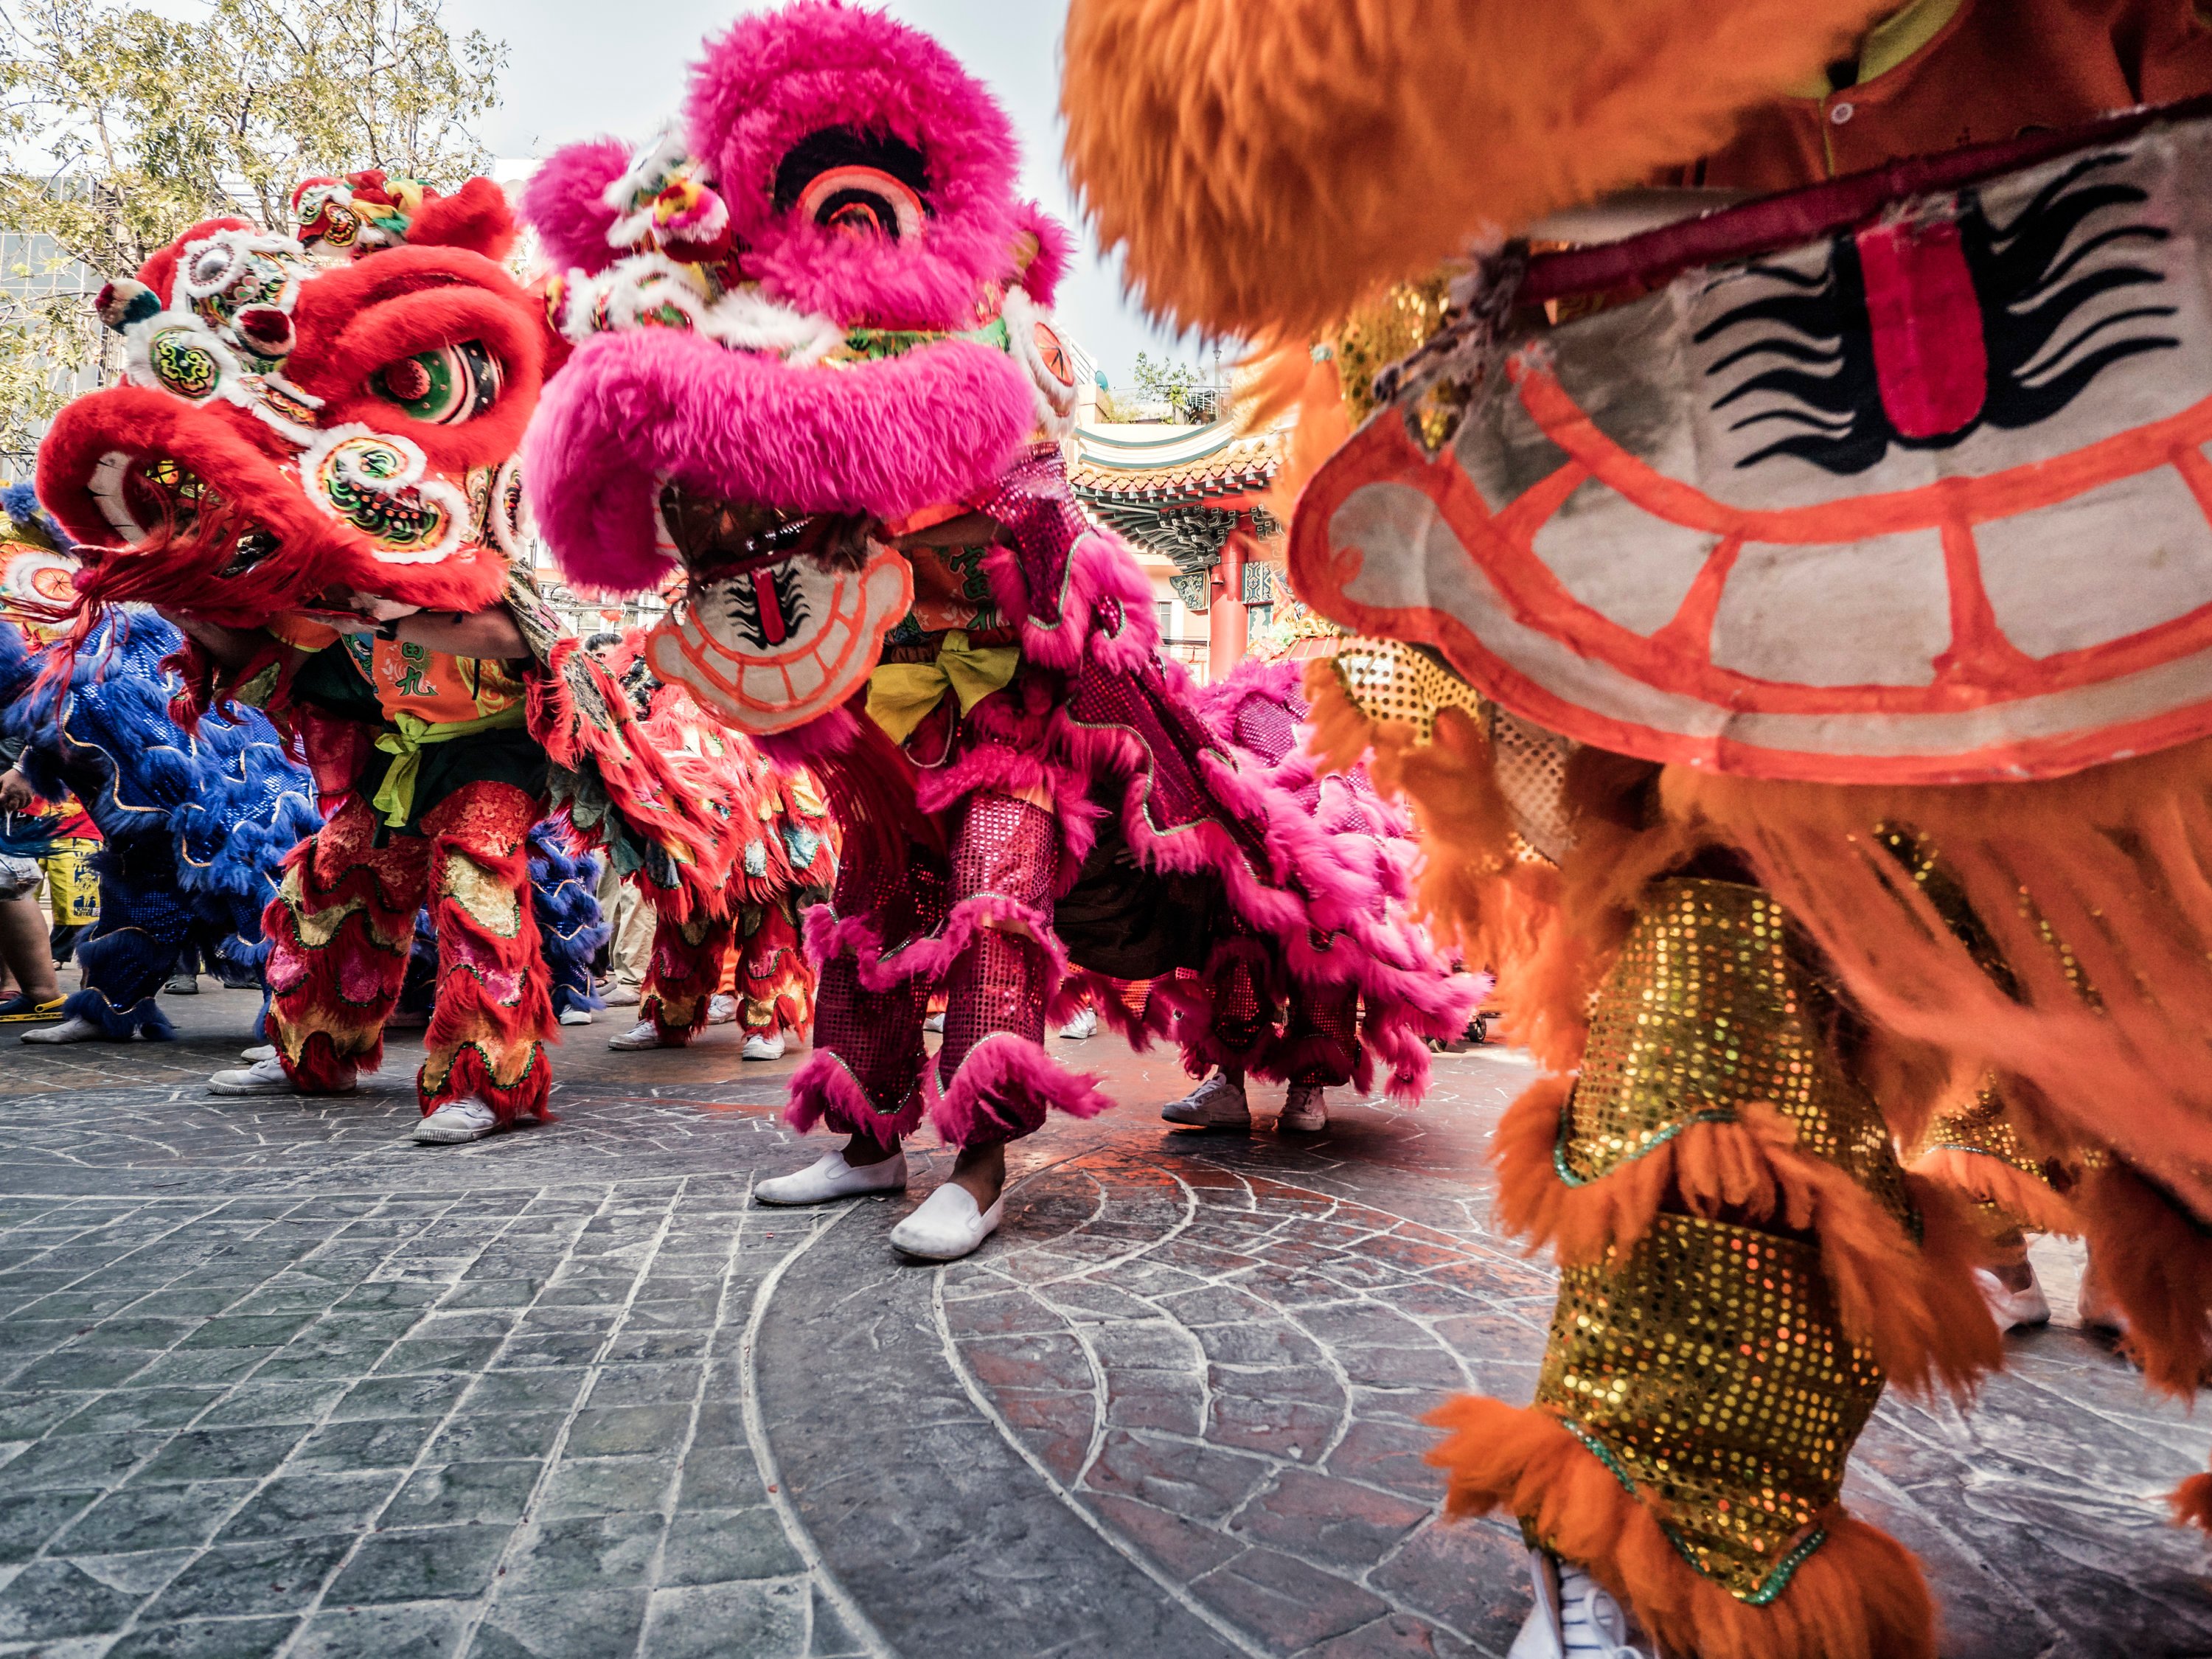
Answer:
[1856,218,1989,440]
[750,566,787,645]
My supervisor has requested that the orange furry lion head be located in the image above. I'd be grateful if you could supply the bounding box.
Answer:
[1061,0,1888,340]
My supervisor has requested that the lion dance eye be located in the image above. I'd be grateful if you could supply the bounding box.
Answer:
[370,341,502,423]
[795,166,925,241]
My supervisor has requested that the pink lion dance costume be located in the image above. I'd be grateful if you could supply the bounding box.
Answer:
[520,1,1474,1247]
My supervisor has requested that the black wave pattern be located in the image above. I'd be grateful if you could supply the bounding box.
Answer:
[1695,153,2181,474]
[716,558,812,650]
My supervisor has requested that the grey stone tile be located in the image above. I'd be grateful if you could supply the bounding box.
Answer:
[658,1509,803,1585]
[0,1388,94,1438]
[179,1315,319,1350]
[140,1534,354,1620]
[57,1481,254,1554]
[331,1373,471,1422]
[133,1425,307,1485]
[562,1405,690,1459]
[288,1599,470,1658]
[535,1456,676,1520]
[322,1522,509,1604]
[640,1579,808,1659]
[0,1486,100,1562]
[0,1554,146,1641]
[195,1380,351,1427]
[216,1472,403,1543]
[467,1587,649,1658]
[384,1461,542,1528]
[289,1416,442,1473]
[423,1411,567,1464]
[503,1512,665,1593]
[103,1614,301,1658]
[1,1430,166,1489]
[51,1388,227,1436]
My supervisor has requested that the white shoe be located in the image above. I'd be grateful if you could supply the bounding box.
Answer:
[164,973,198,995]
[607,1019,668,1051]
[1508,1550,1652,1658]
[923,1011,945,1034]
[1974,1265,2051,1333]
[209,1055,353,1096]
[21,1015,104,1045]
[600,983,642,1007]
[742,1030,785,1061]
[1057,1006,1098,1040]
[413,1097,507,1144]
[557,1007,594,1026]
[240,1043,276,1062]
[755,1148,907,1206]
[1279,1083,1328,1132]
[1161,1071,1250,1129]
[888,1180,1003,1260]
[706,994,739,1026]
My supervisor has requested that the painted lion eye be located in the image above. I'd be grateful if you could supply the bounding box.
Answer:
[796,165,925,241]
[370,341,501,423]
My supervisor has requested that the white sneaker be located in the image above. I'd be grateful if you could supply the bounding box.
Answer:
[240,1043,276,1062]
[209,1055,354,1096]
[1508,1550,1652,1658]
[601,984,642,1007]
[923,1011,945,1034]
[755,1148,907,1206]
[1279,1083,1328,1132]
[22,1015,104,1045]
[607,1019,668,1051]
[1161,1071,1250,1129]
[413,1097,505,1144]
[888,1181,1003,1260]
[164,973,198,995]
[557,1007,594,1026]
[1974,1265,2051,1333]
[706,994,739,1025]
[742,1030,785,1061]
[1057,1006,1098,1040]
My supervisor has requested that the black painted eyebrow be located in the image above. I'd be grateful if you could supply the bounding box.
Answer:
[771,125,932,215]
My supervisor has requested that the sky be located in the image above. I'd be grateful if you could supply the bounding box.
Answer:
[439,0,1200,387]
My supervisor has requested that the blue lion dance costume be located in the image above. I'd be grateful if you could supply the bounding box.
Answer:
[3,613,321,1040]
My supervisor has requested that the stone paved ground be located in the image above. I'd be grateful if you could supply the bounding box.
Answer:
[0,987,2208,1658]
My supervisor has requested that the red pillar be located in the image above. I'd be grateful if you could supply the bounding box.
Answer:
[1208,532,1248,684]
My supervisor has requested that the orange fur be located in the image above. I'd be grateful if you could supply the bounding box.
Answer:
[1062,0,1891,340]
[2077,1161,2212,1400]
[2173,1467,2212,1536]
[1662,744,2212,1221]
[1907,1146,2081,1239]
[1425,1396,1937,1659]
[1493,1081,1999,1401]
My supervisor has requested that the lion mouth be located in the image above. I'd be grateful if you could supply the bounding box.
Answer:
[655,481,872,585]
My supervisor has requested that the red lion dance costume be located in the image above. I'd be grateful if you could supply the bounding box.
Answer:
[518,1,1475,1259]
[34,170,728,1141]
[1068,1,2212,1656]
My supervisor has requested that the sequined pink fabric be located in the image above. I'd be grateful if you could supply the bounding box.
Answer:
[939,794,1057,1134]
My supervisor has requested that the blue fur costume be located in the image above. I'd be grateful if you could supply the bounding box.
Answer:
[4,613,321,1038]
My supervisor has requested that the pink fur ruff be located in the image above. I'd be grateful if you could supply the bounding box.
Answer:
[523,329,1040,593]
[1012,201,1074,307]
[686,1,1023,330]
[785,1046,926,1144]
[804,891,1073,997]
[524,138,635,276]
[931,1031,1113,1146]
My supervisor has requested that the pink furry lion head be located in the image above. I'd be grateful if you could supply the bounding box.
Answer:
[521,4,1077,696]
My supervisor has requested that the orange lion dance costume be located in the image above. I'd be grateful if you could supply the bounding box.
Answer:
[1068,2,2212,1655]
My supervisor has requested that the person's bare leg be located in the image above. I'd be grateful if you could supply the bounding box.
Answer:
[0,896,59,1003]
[841,1133,900,1168]
[947,1140,1006,1208]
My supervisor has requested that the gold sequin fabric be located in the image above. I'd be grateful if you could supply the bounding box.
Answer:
[1562,879,1913,1234]
[1330,276,1453,427]
[1329,637,1485,744]
[1534,1212,1884,1602]
[1914,1078,2055,1185]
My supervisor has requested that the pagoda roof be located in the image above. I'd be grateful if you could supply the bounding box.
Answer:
[1067,421,1282,505]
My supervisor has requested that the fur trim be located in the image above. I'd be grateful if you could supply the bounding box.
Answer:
[1425,1396,1936,1659]
[2076,1161,2212,1400]
[1011,200,1074,309]
[785,1046,927,1144]
[404,177,518,262]
[686,1,1023,330]
[1907,1145,2081,1239]
[1492,1081,2000,1402]
[524,138,636,276]
[2173,1467,2212,1537]
[524,328,1037,594]
[1061,0,1891,338]
[930,1030,1113,1147]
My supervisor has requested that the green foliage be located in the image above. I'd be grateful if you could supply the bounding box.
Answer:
[1131,350,1217,422]
[0,0,507,465]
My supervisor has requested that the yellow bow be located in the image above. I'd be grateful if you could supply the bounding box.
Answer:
[864,629,1020,745]
[371,705,529,827]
